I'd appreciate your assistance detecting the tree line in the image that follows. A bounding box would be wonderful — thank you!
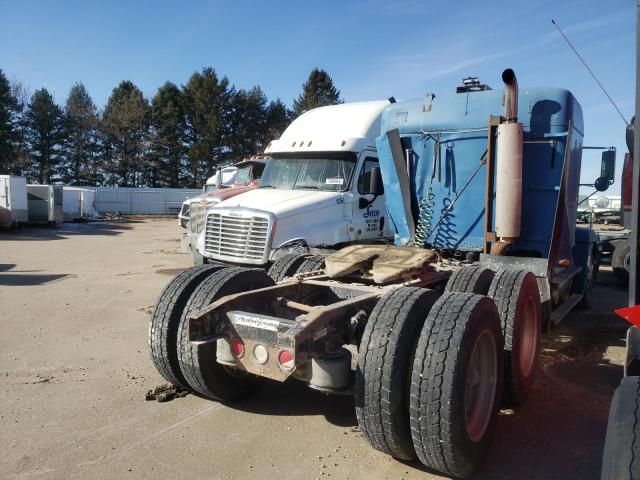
[0,67,342,188]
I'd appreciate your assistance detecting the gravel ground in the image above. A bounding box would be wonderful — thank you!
[0,218,630,479]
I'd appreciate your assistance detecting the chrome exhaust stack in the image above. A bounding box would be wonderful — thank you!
[491,68,523,256]
[502,68,519,122]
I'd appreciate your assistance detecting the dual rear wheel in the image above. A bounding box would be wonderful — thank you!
[149,253,326,400]
[356,267,542,478]
[356,287,504,478]
[149,265,274,401]
[449,266,542,405]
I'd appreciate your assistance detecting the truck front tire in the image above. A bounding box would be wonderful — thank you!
[297,255,325,273]
[267,254,326,282]
[267,254,308,282]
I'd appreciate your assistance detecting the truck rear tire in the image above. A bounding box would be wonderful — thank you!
[601,377,640,480]
[612,243,631,286]
[177,267,275,401]
[488,270,541,405]
[410,292,503,478]
[445,266,495,295]
[149,264,227,389]
[267,254,308,282]
[355,287,440,460]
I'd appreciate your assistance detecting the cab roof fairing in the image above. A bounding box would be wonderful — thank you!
[265,100,390,155]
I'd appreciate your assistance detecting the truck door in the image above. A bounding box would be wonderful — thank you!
[350,153,392,241]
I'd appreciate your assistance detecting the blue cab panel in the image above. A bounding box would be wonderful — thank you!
[376,87,584,261]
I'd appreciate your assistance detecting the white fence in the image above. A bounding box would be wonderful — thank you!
[94,187,201,214]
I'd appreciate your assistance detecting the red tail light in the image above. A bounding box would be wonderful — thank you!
[231,338,245,358]
[278,350,294,369]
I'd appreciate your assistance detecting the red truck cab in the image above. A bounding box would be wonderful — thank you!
[178,158,267,229]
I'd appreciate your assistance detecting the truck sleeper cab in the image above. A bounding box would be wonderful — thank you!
[194,101,393,266]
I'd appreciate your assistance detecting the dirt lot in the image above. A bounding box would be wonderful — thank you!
[0,218,631,479]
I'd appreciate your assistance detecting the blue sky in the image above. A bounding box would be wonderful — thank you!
[0,0,635,194]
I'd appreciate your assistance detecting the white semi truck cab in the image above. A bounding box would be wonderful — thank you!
[194,100,393,266]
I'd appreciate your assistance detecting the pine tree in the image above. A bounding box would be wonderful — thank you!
[9,81,31,176]
[25,89,65,183]
[183,68,233,187]
[62,83,101,185]
[0,69,16,173]
[149,82,187,187]
[292,68,343,118]
[264,99,291,144]
[102,81,149,186]
[227,86,268,159]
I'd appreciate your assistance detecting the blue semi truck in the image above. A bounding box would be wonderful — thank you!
[148,69,614,478]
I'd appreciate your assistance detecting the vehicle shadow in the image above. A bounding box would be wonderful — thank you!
[0,264,71,286]
[233,377,357,428]
[0,220,136,241]
[0,273,71,286]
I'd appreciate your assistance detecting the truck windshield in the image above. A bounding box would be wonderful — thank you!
[203,168,239,192]
[234,164,252,185]
[259,153,355,191]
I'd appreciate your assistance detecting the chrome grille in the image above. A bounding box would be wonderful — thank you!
[189,202,207,234]
[204,211,271,264]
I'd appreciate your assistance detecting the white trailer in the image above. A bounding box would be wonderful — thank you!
[0,175,28,227]
[27,185,64,224]
[62,187,98,221]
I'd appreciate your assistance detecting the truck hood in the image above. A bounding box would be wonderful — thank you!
[216,188,343,219]
[210,183,258,201]
[184,183,258,206]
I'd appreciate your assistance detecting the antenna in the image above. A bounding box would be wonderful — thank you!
[551,19,630,127]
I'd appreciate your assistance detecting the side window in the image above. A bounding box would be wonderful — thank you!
[253,163,265,180]
[358,157,383,194]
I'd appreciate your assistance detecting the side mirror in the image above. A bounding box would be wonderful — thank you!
[601,149,616,184]
[369,166,384,196]
[594,176,610,192]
